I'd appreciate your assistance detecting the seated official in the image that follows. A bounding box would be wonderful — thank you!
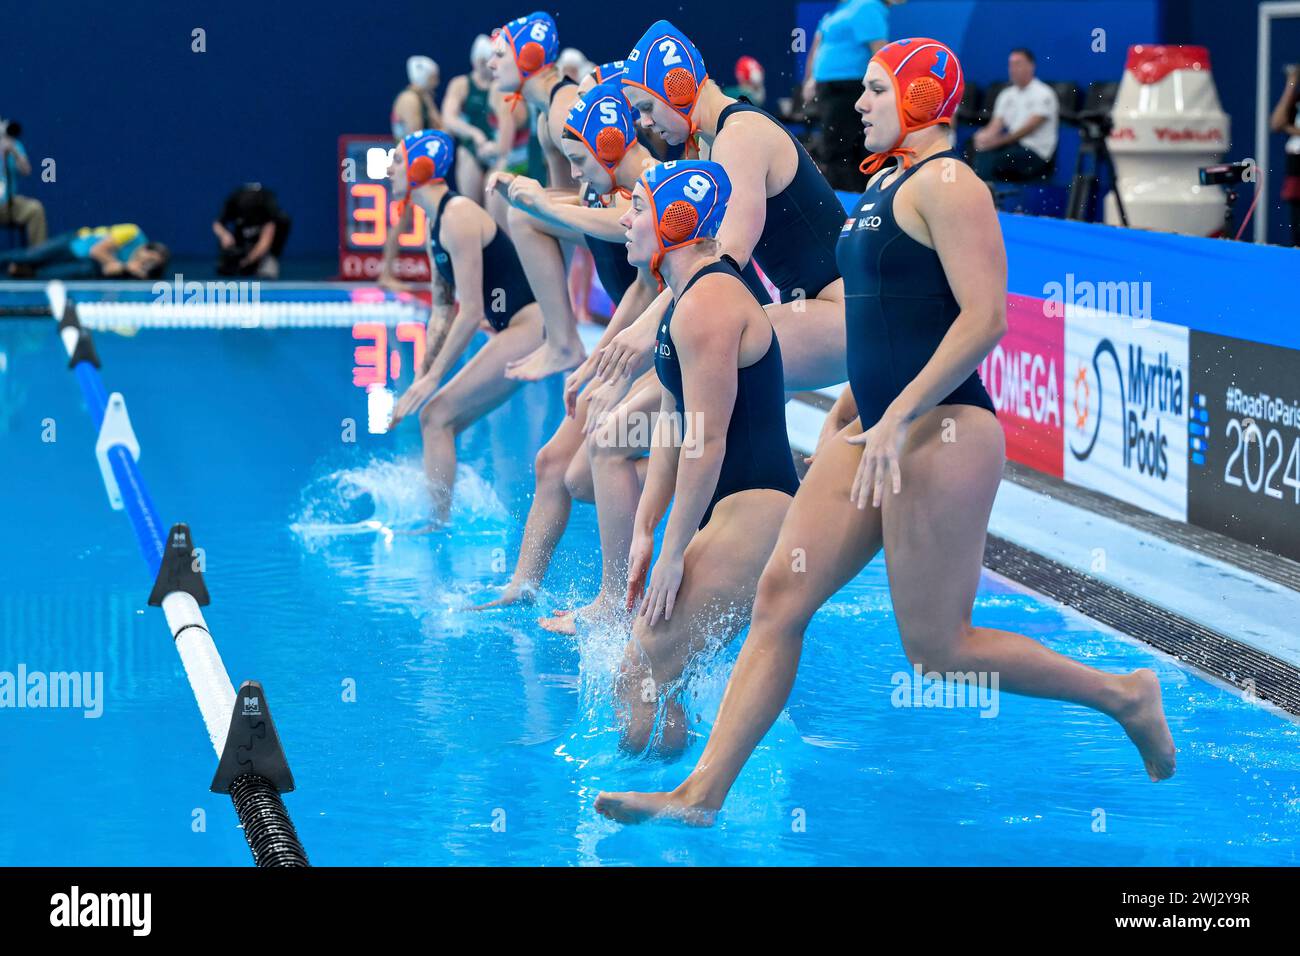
[970,48,1059,183]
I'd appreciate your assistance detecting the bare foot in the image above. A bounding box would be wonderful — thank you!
[467,583,536,611]
[506,342,586,382]
[594,789,718,826]
[1115,669,1176,781]
[538,597,625,634]
[538,608,580,635]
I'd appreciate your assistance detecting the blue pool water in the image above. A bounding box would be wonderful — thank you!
[1,317,1297,867]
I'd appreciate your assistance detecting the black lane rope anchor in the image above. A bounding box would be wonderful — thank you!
[149,524,309,867]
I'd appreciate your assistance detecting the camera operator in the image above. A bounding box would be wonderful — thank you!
[213,183,291,278]
[0,118,48,248]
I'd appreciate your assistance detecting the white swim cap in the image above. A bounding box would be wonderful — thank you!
[557,47,592,75]
[471,34,493,64]
[407,55,438,87]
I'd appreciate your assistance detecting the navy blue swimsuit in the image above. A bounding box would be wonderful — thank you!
[654,258,800,528]
[836,150,995,429]
[429,191,535,332]
[581,182,639,303]
[715,100,844,302]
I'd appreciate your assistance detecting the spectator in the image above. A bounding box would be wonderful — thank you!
[803,0,902,191]
[971,48,1059,183]
[213,183,291,278]
[557,48,594,84]
[391,56,442,141]
[0,223,168,279]
[726,56,767,107]
[0,118,47,248]
[1270,63,1300,247]
[381,55,444,291]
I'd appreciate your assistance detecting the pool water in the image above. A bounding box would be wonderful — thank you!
[1,318,1297,866]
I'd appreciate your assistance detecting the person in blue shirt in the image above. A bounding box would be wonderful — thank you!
[802,0,902,191]
[0,119,48,248]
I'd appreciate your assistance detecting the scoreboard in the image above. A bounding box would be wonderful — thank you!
[337,135,430,282]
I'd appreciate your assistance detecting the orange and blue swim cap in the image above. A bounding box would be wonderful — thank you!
[497,11,560,81]
[400,129,455,189]
[624,21,708,138]
[638,159,730,286]
[592,60,628,84]
[565,81,637,184]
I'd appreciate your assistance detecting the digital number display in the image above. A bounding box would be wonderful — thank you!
[352,321,427,389]
[337,135,431,281]
[348,183,427,248]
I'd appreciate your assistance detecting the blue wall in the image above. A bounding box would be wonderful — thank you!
[7,1,801,258]
[795,0,1159,87]
[8,1,1299,257]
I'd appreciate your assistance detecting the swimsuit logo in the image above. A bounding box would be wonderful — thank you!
[857,215,882,230]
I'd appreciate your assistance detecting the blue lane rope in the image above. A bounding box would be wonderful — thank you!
[53,284,308,866]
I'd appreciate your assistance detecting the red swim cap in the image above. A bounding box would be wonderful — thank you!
[861,38,964,176]
[735,55,762,86]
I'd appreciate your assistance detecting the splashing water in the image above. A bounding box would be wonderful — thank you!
[290,457,507,538]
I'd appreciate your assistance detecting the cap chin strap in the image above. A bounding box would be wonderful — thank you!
[501,32,550,108]
[568,128,634,203]
[860,117,952,176]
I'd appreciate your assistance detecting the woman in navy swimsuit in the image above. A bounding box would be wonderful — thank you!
[387,131,544,525]
[598,39,1175,826]
[613,160,799,756]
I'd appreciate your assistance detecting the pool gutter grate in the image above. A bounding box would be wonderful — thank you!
[1002,462,1300,594]
[984,535,1300,716]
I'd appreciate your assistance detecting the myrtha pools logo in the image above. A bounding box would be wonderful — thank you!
[1069,340,1184,480]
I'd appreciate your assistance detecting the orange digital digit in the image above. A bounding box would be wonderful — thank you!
[351,184,388,247]
[394,322,428,378]
[352,322,388,388]
[396,202,428,248]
